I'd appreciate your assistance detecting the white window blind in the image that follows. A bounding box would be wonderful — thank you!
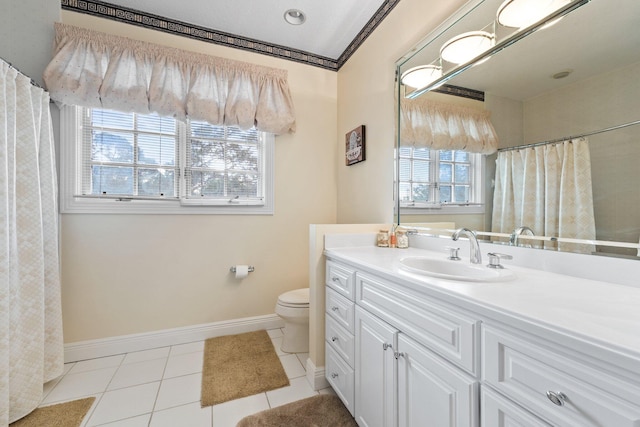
[82,108,179,199]
[398,146,484,212]
[183,121,264,205]
[61,106,274,214]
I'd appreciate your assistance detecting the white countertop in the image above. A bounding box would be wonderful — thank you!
[324,244,640,370]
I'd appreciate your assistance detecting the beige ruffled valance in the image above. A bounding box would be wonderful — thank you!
[400,98,498,154]
[43,23,296,134]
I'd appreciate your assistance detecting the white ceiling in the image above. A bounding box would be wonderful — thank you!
[102,0,387,60]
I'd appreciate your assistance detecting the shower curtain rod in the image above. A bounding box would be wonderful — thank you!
[0,56,46,90]
[497,119,640,152]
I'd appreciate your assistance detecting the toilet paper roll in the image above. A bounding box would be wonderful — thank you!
[234,265,249,279]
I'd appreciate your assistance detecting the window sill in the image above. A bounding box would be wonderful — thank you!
[399,204,485,215]
[60,196,273,215]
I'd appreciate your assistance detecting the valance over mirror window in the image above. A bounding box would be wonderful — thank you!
[43,23,296,135]
[400,98,498,154]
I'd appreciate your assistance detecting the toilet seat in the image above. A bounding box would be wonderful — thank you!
[277,288,309,308]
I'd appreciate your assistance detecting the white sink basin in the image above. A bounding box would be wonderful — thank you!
[399,256,516,282]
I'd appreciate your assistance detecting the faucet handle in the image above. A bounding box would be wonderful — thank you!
[487,252,513,269]
[445,247,461,261]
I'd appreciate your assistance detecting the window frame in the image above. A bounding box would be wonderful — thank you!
[397,146,485,216]
[59,106,274,215]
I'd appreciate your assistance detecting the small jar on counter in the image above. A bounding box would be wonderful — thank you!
[396,230,409,248]
[377,229,389,247]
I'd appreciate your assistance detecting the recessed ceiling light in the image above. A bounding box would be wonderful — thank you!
[284,9,306,25]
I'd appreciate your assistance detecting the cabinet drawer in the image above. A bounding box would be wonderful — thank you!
[482,324,640,427]
[325,315,355,368]
[326,345,355,416]
[326,260,355,300]
[326,287,355,333]
[481,387,552,427]
[356,272,479,375]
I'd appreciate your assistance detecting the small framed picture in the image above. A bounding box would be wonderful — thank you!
[345,125,366,166]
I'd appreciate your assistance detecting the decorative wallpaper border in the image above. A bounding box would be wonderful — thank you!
[60,0,401,71]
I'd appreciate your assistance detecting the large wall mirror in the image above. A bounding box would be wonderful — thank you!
[395,0,640,258]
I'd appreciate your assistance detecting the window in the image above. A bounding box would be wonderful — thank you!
[60,107,274,214]
[398,146,484,214]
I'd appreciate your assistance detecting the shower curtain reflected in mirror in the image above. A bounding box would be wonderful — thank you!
[0,60,63,425]
[492,138,596,253]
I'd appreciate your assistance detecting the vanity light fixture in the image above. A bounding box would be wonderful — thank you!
[440,31,495,65]
[284,9,306,25]
[400,65,443,89]
[497,0,571,29]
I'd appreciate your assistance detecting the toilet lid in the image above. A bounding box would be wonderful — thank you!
[278,288,309,306]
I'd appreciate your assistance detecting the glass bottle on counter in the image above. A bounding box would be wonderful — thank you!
[377,229,389,247]
[396,230,409,248]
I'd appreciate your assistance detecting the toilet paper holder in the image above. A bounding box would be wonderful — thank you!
[229,265,255,273]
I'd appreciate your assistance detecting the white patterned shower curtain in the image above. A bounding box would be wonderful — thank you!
[492,138,596,253]
[0,61,63,425]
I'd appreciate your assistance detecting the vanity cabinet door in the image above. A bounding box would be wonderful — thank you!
[397,334,479,427]
[355,306,398,427]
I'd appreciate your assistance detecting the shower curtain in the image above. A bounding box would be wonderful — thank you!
[492,138,596,253]
[0,61,63,425]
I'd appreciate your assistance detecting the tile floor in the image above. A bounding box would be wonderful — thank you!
[40,328,335,426]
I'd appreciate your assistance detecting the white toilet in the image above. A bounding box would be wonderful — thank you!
[275,288,310,353]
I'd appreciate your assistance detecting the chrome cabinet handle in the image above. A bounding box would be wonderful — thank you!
[331,373,339,379]
[394,352,405,359]
[331,306,340,312]
[331,276,342,284]
[546,391,567,406]
[382,343,393,351]
[331,336,338,342]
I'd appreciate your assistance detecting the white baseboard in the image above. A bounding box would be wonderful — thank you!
[306,357,329,391]
[64,314,284,363]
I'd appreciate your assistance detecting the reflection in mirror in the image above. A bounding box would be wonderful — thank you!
[395,0,640,258]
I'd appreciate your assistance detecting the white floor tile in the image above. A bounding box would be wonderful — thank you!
[266,328,283,339]
[86,382,159,426]
[43,367,118,404]
[163,351,203,378]
[108,358,167,390]
[155,373,202,411]
[92,414,151,427]
[122,347,170,365]
[150,402,212,427]
[68,355,125,375]
[296,352,309,368]
[169,341,204,356]
[279,354,305,379]
[270,337,286,356]
[212,393,270,427]
[266,376,317,408]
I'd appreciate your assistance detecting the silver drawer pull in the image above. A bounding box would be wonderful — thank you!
[546,391,567,406]
[382,343,393,351]
[331,336,339,342]
[331,306,340,312]
[394,352,405,359]
[331,276,342,284]
[331,373,339,379]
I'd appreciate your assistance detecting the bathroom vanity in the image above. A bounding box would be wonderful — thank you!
[323,234,640,427]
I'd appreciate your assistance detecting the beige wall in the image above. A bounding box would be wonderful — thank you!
[336,0,468,224]
[59,12,338,342]
[0,0,60,87]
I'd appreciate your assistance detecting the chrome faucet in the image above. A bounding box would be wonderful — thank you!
[510,226,534,247]
[452,227,482,264]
